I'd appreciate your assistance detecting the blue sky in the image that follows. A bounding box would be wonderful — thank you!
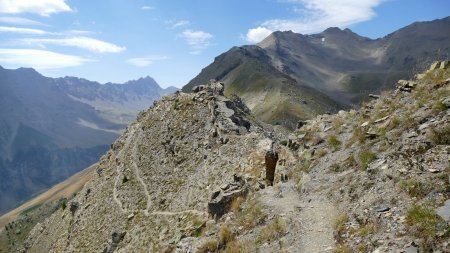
[0,0,448,88]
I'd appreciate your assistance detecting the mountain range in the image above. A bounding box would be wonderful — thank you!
[0,67,175,214]
[183,16,450,128]
[12,61,450,252]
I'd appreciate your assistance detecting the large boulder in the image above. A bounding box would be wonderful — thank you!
[208,175,248,217]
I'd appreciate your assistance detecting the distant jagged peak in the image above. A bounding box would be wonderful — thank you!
[258,27,372,49]
[322,26,343,34]
[319,27,372,42]
[11,66,41,76]
[122,76,158,87]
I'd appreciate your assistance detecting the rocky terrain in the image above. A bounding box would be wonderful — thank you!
[7,61,448,252]
[183,17,450,128]
[0,66,175,214]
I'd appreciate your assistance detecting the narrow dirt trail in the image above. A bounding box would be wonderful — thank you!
[295,193,336,252]
[113,170,126,213]
[112,123,203,218]
[261,179,336,252]
[112,124,139,214]
[130,127,152,216]
[150,210,207,216]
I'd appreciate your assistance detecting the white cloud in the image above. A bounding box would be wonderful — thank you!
[246,26,273,43]
[66,29,95,35]
[21,37,126,53]
[141,6,154,10]
[126,56,168,67]
[171,20,190,29]
[0,0,72,16]
[0,26,54,35]
[0,49,91,69]
[0,17,46,26]
[246,0,383,43]
[179,30,213,54]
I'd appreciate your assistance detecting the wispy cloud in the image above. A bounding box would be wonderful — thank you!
[0,17,47,26]
[65,30,95,36]
[126,56,168,67]
[0,26,55,35]
[0,0,72,16]
[0,49,91,69]
[171,20,190,29]
[179,29,213,54]
[246,0,384,43]
[141,6,155,11]
[20,37,126,53]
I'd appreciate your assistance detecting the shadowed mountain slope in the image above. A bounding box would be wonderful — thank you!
[0,67,175,214]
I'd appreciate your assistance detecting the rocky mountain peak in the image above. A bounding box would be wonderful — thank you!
[319,26,371,42]
[184,17,450,130]
[258,30,304,49]
[6,67,43,80]
[322,26,343,34]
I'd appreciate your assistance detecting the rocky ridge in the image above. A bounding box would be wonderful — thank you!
[16,62,450,252]
[22,80,279,252]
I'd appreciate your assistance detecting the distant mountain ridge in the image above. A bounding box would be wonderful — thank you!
[183,16,450,128]
[57,75,177,125]
[0,66,176,214]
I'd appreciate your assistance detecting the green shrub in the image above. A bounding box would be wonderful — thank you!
[430,126,450,145]
[356,223,377,237]
[347,127,366,147]
[334,213,349,243]
[329,163,342,173]
[279,140,288,146]
[122,175,129,183]
[197,239,218,253]
[405,205,448,249]
[315,148,328,158]
[399,179,430,198]
[344,155,357,168]
[327,135,341,151]
[236,198,266,230]
[225,239,255,253]
[432,101,447,113]
[218,224,234,246]
[359,150,376,170]
[333,244,352,253]
[386,116,401,131]
[256,217,286,244]
[334,214,349,230]
[61,199,67,210]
